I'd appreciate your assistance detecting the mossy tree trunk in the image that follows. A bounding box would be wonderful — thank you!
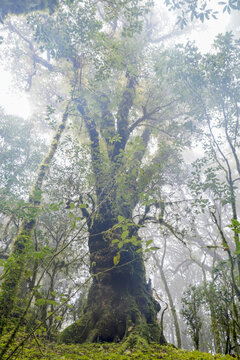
[0,105,69,336]
[62,214,161,343]
[61,74,165,343]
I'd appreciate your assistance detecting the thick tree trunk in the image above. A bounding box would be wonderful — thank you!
[60,215,162,343]
[63,76,163,344]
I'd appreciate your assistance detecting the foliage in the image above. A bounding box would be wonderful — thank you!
[0,0,59,21]
[164,0,240,28]
[0,107,46,197]
[168,32,240,298]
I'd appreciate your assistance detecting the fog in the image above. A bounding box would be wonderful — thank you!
[0,1,240,357]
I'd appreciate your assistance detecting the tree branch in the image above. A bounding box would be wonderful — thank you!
[6,21,55,91]
[112,75,136,160]
[128,99,177,134]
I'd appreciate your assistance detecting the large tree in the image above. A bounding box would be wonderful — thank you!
[33,0,192,343]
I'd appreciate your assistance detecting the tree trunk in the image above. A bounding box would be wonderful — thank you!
[156,261,181,348]
[153,250,182,348]
[61,76,164,344]
[60,215,162,343]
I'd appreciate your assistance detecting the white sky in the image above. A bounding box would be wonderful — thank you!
[0,7,232,119]
[0,68,31,118]
[191,11,228,52]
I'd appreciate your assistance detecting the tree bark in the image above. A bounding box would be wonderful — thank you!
[60,213,162,343]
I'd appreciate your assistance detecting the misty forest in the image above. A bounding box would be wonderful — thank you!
[0,0,240,359]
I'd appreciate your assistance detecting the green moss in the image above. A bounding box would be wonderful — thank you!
[118,332,150,354]
[59,316,88,344]
[60,288,162,345]
[1,337,237,360]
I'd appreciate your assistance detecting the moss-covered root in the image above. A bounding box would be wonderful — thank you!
[60,227,164,345]
[59,304,163,349]
[59,275,162,344]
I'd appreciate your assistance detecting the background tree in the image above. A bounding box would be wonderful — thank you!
[181,285,203,350]
[0,101,70,344]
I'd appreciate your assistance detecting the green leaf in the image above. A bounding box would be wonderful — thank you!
[112,239,119,244]
[79,203,87,208]
[129,235,137,243]
[235,241,240,255]
[49,203,59,211]
[231,218,240,227]
[118,215,125,223]
[146,239,153,247]
[113,252,120,266]
[46,299,58,306]
[36,298,46,306]
[70,220,76,229]
[69,202,75,209]
[121,230,129,240]
[149,246,160,251]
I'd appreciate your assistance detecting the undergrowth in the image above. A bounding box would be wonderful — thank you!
[0,330,236,360]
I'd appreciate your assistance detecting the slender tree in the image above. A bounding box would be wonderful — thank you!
[0,103,70,335]
[153,240,182,348]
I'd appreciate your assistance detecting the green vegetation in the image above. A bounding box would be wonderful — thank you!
[0,331,236,360]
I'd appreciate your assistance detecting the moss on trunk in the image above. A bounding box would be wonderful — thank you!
[60,217,163,344]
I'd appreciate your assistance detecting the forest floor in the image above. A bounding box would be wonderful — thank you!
[0,338,237,360]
